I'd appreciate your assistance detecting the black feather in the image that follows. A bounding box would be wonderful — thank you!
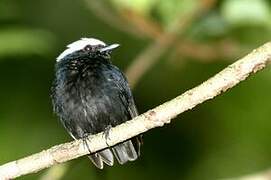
[51,47,142,169]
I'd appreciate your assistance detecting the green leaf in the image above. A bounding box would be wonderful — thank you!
[0,1,18,20]
[221,0,271,26]
[110,0,158,15]
[188,12,230,38]
[156,0,198,26]
[0,27,56,59]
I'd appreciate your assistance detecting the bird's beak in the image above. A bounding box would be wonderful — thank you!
[99,44,120,53]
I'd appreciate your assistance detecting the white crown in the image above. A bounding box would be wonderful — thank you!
[56,38,106,61]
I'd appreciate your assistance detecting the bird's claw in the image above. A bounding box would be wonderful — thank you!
[82,134,92,154]
[104,125,112,147]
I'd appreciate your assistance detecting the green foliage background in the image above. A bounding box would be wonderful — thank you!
[0,0,271,179]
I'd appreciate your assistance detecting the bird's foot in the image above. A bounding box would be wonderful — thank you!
[104,125,112,147]
[82,133,92,154]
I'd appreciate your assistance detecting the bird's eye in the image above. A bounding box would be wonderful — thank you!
[84,45,92,51]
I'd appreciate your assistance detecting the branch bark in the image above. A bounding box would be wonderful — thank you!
[0,42,271,179]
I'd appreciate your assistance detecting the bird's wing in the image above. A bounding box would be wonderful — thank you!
[104,65,143,156]
[104,66,138,118]
[86,65,142,167]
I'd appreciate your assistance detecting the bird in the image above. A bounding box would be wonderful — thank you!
[51,38,142,169]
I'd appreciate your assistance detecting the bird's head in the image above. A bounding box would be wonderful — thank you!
[56,38,120,62]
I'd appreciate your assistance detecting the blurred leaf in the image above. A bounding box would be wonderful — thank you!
[0,1,18,20]
[0,27,56,59]
[156,0,198,26]
[188,12,230,39]
[221,0,271,26]
[110,0,158,15]
[40,164,69,180]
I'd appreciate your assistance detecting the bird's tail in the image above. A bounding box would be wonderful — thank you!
[88,136,142,169]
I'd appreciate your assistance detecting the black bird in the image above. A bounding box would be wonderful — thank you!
[51,38,142,169]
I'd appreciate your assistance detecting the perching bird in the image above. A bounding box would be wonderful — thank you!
[51,38,142,169]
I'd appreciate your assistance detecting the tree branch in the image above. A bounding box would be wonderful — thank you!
[0,42,271,179]
[125,1,216,88]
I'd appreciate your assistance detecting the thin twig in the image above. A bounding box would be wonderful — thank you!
[0,42,270,180]
[84,0,146,38]
[84,0,240,75]
[125,0,216,88]
[117,9,163,39]
[175,39,242,62]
